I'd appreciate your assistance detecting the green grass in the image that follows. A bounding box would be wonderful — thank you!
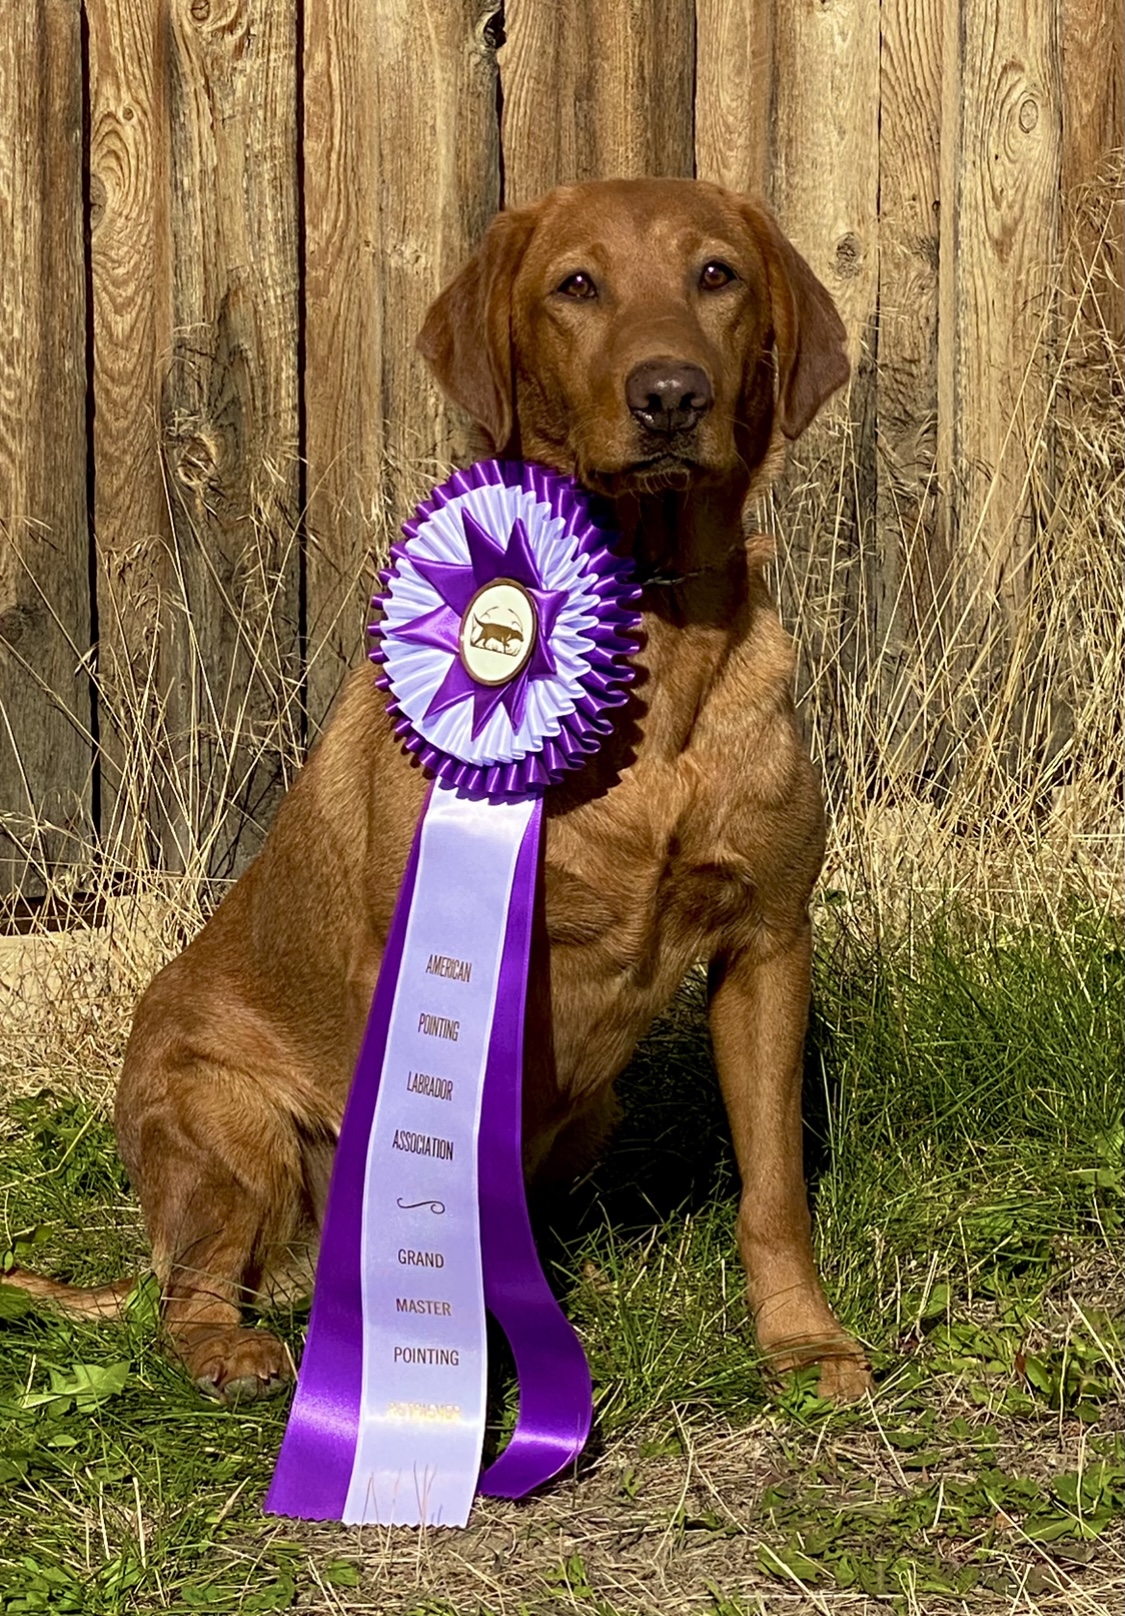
[0,908,1121,1613]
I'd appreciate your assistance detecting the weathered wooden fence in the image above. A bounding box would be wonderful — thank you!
[1,0,1121,898]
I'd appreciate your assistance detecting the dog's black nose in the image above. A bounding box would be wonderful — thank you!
[626,360,714,435]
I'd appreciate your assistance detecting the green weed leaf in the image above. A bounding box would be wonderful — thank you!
[19,1359,129,1416]
[322,1559,360,1588]
[757,1541,827,1584]
[123,1272,161,1328]
[0,1284,32,1321]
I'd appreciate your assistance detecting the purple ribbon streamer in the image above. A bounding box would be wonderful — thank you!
[478,800,593,1495]
[265,797,426,1521]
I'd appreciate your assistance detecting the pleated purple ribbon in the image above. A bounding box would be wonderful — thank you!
[266,461,639,1526]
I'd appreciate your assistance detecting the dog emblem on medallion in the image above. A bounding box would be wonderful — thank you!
[458,579,538,686]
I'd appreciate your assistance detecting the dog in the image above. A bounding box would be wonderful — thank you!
[11,178,871,1407]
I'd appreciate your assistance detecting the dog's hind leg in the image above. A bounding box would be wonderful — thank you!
[115,1052,307,1405]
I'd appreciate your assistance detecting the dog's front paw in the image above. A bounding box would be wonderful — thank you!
[178,1324,293,1405]
[763,1333,874,1404]
[808,1347,873,1403]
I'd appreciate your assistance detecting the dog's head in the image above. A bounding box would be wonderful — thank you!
[418,178,849,498]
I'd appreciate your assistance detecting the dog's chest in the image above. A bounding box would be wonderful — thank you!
[536,650,820,1098]
[544,628,820,971]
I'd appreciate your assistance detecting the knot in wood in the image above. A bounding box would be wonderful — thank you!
[834,233,863,278]
[89,174,107,228]
[480,7,505,50]
[190,0,211,21]
[1018,96,1039,133]
[174,429,222,492]
[0,605,38,652]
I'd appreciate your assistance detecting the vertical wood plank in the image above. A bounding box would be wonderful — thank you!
[937,0,1062,609]
[873,0,944,751]
[161,0,301,876]
[752,0,880,376]
[0,0,90,898]
[86,0,174,870]
[1060,0,1123,199]
[694,0,770,199]
[1061,0,1124,347]
[303,0,501,736]
[500,0,694,208]
[695,0,880,357]
[698,0,880,802]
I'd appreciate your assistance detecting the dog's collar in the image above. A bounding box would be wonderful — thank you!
[634,562,697,587]
[633,544,747,589]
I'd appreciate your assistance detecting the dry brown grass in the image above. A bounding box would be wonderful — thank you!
[766,161,1123,930]
[254,1417,1123,1616]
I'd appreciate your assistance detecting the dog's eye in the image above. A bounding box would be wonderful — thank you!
[556,272,598,300]
[699,261,736,290]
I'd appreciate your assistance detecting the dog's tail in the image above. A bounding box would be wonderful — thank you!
[2,1266,136,1320]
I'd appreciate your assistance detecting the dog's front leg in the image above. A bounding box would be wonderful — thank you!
[708,922,872,1401]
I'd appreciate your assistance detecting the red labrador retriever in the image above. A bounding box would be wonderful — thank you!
[12,179,871,1406]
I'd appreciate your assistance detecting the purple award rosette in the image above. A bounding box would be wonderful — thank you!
[266,460,640,1526]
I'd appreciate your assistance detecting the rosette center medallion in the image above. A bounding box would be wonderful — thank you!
[459,578,537,686]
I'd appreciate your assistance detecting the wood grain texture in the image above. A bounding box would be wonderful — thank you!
[0,0,90,897]
[1061,0,1123,198]
[704,0,880,787]
[938,0,1062,608]
[694,0,770,197]
[86,0,174,868]
[303,0,501,736]
[874,0,944,745]
[161,0,301,876]
[500,0,694,207]
[696,0,881,358]
[1061,0,1123,345]
[749,0,879,375]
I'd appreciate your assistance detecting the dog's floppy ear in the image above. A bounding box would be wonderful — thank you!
[742,200,850,440]
[417,208,535,454]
